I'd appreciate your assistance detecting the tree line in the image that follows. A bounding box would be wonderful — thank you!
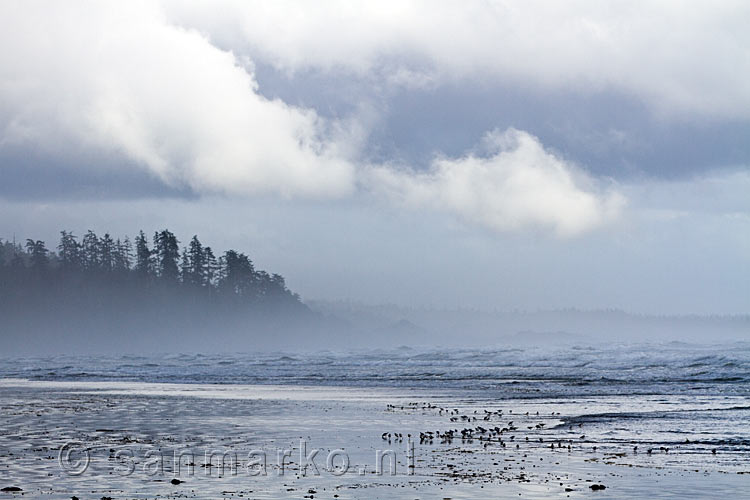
[0,229,301,305]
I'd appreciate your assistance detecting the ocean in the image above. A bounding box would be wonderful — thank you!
[0,341,748,498]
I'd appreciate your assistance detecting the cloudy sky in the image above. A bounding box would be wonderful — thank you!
[1,1,748,314]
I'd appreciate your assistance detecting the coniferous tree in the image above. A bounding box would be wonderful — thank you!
[100,233,115,272]
[113,237,133,271]
[25,239,49,272]
[180,247,190,284]
[134,231,153,277]
[153,229,179,282]
[82,230,100,271]
[122,237,133,269]
[57,231,81,271]
[186,235,206,287]
[219,250,256,297]
[203,246,218,291]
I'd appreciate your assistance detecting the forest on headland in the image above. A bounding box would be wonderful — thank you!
[0,230,311,353]
[1,229,300,305]
[3,231,746,355]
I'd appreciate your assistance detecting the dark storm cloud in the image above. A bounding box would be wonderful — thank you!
[378,86,750,181]
[254,66,750,181]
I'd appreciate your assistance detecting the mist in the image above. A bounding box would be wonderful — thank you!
[1,2,749,341]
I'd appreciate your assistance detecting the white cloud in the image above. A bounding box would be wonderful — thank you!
[0,1,629,237]
[165,0,750,119]
[0,1,355,198]
[367,129,624,236]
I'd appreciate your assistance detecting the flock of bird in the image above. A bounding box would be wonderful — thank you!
[383,403,579,450]
[382,402,719,455]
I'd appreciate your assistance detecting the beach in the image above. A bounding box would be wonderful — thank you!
[1,346,749,499]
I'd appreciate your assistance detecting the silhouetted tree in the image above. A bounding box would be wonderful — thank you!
[113,237,133,271]
[153,229,179,282]
[219,250,256,297]
[135,231,153,277]
[57,231,81,271]
[203,246,218,291]
[180,247,190,284]
[82,230,100,271]
[100,233,115,272]
[25,239,49,272]
[185,235,206,287]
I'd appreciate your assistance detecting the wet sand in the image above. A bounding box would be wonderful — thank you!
[0,380,748,499]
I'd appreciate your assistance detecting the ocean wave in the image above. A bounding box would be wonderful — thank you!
[1,342,748,398]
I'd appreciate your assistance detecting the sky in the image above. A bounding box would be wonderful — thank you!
[0,1,748,314]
